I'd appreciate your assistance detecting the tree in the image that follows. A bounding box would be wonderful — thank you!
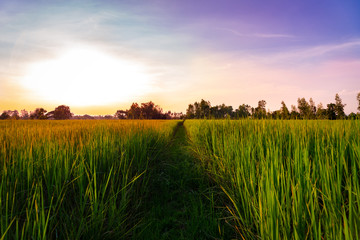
[236,104,251,118]
[290,105,300,119]
[326,103,337,120]
[186,104,195,119]
[297,98,311,119]
[357,92,360,112]
[309,98,316,119]
[187,99,212,119]
[210,106,220,118]
[272,110,281,119]
[199,99,211,118]
[127,103,141,119]
[316,103,327,119]
[334,93,346,119]
[348,112,357,120]
[20,109,29,119]
[141,101,164,119]
[53,105,72,120]
[115,110,127,119]
[0,111,10,120]
[254,100,266,119]
[193,101,201,118]
[218,103,232,118]
[30,108,47,120]
[10,110,19,120]
[280,101,290,119]
[141,101,156,119]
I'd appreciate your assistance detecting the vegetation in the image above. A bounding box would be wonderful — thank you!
[134,122,233,239]
[1,92,360,120]
[1,92,360,239]
[0,120,178,239]
[185,92,360,120]
[116,101,183,120]
[185,119,360,239]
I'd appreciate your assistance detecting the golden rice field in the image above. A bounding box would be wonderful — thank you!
[0,120,178,239]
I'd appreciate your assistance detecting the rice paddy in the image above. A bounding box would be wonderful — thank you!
[185,119,360,239]
[1,119,360,239]
[0,120,178,239]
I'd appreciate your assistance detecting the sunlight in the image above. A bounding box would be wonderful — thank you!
[21,47,152,106]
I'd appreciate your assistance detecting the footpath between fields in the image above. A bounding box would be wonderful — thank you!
[134,121,232,239]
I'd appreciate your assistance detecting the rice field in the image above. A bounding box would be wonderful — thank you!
[1,119,359,239]
[185,120,360,239]
[0,120,178,239]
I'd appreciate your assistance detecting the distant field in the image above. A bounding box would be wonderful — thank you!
[1,119,359,239]
[0,120,178,239]
[185,120,360,239]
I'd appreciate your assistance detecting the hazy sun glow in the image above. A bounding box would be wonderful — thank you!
[21,47,151,106]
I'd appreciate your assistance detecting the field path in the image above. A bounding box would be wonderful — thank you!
[135,121,230,239]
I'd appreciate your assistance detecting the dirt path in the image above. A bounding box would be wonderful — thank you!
[134,121,231,239]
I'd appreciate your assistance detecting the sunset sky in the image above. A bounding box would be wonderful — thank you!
[1,0,360,115]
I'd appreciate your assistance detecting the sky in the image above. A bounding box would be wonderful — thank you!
[0,0,360,115]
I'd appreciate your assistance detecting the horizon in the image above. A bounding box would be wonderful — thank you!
[1,0,360,115]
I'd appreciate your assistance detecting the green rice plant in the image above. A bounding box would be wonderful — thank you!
[185,119,360,239]
[0,120,178,239]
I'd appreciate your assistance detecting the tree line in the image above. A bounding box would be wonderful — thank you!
[186,93,360,120]
[1,93,359,120]
[0,105,73,120]
[115,101,183,119]
[0,101,183,120]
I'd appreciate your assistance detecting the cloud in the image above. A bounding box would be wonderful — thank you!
[339,89,360,96]
[220,28,295,39]
[260,39,360,63]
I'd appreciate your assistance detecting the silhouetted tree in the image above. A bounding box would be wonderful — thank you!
[309,98,316,119]
[210,106,220,118]
[272,110,281,119]
[297,98,311,119]
[334,93,346,119]
[53,105,72,120]
[348,112,357,120]
[30,108,47,120]
[186,104,195,119]
[11,110,19,120]
[115,110,127,119]
[141,101,164,119]
[188,99,212,119]
[280,101,290,119]
[290,105,300,119]
[0,111,10,120]
[316,103,327,119]
[357,92,360,112]
[127,103,141,119]
[20,109,29,119]
[235,104,251,118]
[193,102,200,118]
[326,103,337,120]
[254,100,266,119]
[199,99,211,118]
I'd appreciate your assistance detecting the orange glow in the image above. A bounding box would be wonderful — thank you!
[20,47,152,106]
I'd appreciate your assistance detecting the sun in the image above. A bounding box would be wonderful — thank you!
[21,47,152,106]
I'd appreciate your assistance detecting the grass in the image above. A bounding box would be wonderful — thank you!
[185,119,360,239]
[2,119,359,239]
[0,120,178,239]
[134,121,233,239]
